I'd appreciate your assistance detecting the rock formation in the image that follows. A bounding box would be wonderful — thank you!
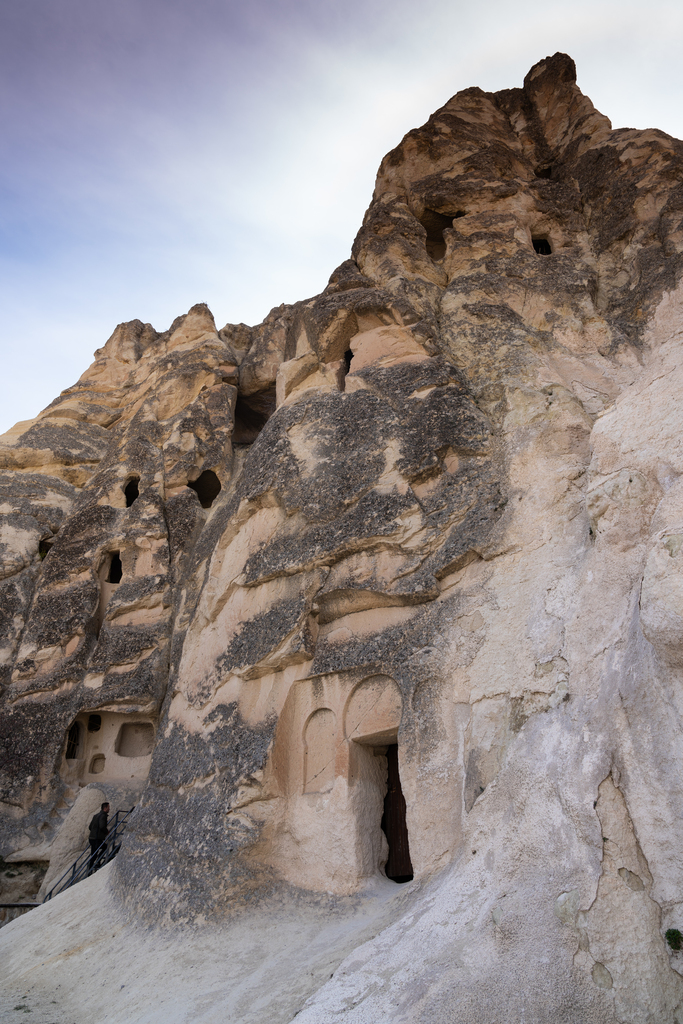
[2,52,683,1021]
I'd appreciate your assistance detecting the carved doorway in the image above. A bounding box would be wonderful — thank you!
[382,744,413,883]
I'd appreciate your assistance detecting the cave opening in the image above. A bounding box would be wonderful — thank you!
[419,209,453,261]
[124,477,140,507]
[535,166,553,179]
[88,714,102,733]
[233,387,276,445]
[188,470,222,509]
[107,552,123,584]
[532,237,552,255]
[38,539,53,560]
[381,744,413,883]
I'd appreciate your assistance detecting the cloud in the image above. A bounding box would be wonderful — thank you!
[1,0,683,431]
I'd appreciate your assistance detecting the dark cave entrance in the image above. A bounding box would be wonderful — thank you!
[38,539,53,559]
[419,209,453,261]
[233,387,276,445]
[107,552,123,584]
[382,744,413,883]
[188,470,222,509]
[532,236,552,255]
[124,477,140,507]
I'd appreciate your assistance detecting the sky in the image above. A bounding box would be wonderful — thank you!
[1,0,683,434]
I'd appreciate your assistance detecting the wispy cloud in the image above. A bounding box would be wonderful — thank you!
[1,0,682,431]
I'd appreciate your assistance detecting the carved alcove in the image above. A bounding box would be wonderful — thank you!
[262,672,413,893]
[344,677,413,883]
[61,711,157,786]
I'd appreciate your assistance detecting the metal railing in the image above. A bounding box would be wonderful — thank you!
[43,806,134,902]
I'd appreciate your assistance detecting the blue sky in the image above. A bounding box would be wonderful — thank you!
[2,0,683,433]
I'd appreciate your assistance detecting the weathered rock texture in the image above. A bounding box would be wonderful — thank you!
[2,52,683,1022]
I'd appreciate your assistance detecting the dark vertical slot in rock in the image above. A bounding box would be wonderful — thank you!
[381,744,413,883]
[87,714,102,733]
[65,722,81,759]
[107,552,123,584]
[188,470,222,509]
[419,209,453,261]
[38,539,53,560]
[124,477,140,507]
[341,350,354,392]
[233,387,276,445]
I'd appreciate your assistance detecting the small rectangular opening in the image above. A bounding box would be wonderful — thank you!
[532,237,552,255]
[115,722,155,758]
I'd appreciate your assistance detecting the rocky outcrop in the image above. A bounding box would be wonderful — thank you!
[2,52,683,1021]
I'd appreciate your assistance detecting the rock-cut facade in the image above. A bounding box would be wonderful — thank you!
[2,52,683,1022]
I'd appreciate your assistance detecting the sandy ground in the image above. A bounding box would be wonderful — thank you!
[0,864,411,1024]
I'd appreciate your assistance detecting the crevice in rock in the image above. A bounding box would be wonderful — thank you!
[38,539,53,560]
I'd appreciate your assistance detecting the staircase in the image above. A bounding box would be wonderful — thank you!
[42,807,135,902]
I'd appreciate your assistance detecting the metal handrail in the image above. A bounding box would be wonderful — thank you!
[43,806,134,902]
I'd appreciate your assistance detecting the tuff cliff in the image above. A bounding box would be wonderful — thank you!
[2,52,683,1022]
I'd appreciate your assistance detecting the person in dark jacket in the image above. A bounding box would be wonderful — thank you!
[88,802,110,874]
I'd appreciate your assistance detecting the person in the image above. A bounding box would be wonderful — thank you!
[88,801,110,874]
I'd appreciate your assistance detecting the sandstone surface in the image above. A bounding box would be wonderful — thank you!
[2,52,683,1022]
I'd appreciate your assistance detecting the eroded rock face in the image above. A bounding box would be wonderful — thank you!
[3,52,683,1020]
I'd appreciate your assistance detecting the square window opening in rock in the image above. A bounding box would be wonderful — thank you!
[115,722,155,758]
[532,237,552,255]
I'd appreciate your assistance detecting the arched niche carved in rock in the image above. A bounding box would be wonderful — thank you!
[303,708,337,794]
[344,675,402,745]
